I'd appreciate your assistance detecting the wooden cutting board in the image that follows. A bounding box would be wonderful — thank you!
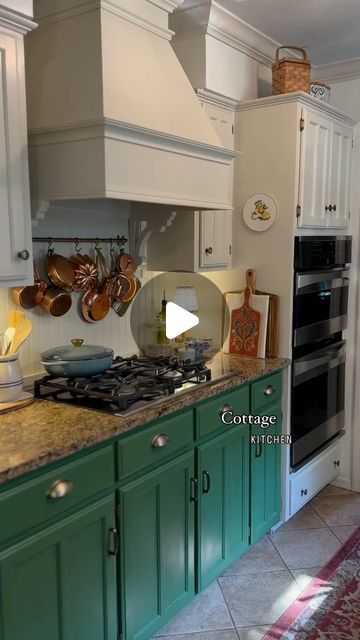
[223,286,269,358]
[246,269,279,358]
[0,392,34,414]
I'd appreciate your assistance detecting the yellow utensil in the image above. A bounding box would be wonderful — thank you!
[9,319,32,354]
[8,310,25,330]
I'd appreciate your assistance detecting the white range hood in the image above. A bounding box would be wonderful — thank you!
[26,0,238,209]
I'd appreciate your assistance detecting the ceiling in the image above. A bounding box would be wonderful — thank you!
[216,0,360,65]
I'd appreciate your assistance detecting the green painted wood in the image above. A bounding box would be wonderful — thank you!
[0,447,114,546]
[250,404,282,544]
[196,385,249,440]
[116,409,194,480]
[0,496,117,640]
[251,371,282,414]
[119,451,195,640]
[197,425,250,591]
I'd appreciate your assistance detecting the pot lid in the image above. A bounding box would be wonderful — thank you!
[41,339,113,362]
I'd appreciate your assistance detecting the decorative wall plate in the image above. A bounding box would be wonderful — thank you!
[243,193,277,232]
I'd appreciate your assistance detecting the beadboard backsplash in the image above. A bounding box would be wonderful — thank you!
[0,201,242,381]
[0,201,140,380]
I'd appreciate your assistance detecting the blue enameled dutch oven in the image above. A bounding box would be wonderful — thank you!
[41,339,114,377]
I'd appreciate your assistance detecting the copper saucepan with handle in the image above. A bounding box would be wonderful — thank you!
[46,248,75,290]
[12,260,47,309]
[41,287,72,317]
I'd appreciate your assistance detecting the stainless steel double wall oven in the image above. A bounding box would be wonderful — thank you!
[291,236,351,468]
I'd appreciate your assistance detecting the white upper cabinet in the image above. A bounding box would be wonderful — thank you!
[329,122,352,228]
[197,93,235,269]
[298,107,353,229]
[0,10,35,287]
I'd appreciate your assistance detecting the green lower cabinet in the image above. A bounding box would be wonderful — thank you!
[197,425,250,591]
[250,404,282,544]
[0,496,118,640]
[119,451,195,640]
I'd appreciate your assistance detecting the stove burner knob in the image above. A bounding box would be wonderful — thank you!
[152,433,170,448]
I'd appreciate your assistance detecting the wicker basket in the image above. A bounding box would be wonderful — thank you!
[272,46,311,95]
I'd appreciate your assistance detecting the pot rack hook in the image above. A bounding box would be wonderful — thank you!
[116,235,127,247]
[74,237,82,253]
[47,237,54,254]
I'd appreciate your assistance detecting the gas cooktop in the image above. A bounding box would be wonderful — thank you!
[34,355,212,416]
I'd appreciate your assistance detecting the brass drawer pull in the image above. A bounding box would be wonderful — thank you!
[152,433,170,448]
[264,385,275,396]
[47,479,74,500]
[219,403,233,416]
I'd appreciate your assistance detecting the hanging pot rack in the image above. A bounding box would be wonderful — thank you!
[32,235,128,246]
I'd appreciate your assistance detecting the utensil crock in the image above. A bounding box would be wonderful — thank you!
[0,354,24,402]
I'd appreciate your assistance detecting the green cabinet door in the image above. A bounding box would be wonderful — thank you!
[119,451,195,640]
[0,496,117,640]
[197,425,250,591]
[250,405,282,544]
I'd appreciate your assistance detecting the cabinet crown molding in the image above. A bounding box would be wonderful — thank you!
[171,0,282,67]
[196,88,239,111]
[235,92,358,126]
[0,6,37,33]
[33,0,181,39]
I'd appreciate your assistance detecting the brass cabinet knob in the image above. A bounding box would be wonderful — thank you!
[47,479,74,500]
[152,433,170,448]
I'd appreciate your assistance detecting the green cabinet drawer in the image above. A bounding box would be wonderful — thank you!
[116,409,194,480]
[196,385,249,440]
[0,447,114,546]
[251,372,282,414]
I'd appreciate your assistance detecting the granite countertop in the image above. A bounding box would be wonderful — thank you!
[0,354,289,485]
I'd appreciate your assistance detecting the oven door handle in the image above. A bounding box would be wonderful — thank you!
[293,341,346,386]
[295,269,349,294]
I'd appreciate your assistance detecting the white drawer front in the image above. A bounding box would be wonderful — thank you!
[289,440,342,515]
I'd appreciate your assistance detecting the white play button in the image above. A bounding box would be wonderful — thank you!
[165,302,199,340]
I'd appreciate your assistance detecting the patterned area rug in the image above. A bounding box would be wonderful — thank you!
[263,527,360,639]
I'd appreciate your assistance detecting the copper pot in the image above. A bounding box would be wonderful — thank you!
[81,289,111,323]
[46,251,75,290]
[41,287,72,317]
[12,285,44,309]
[121,275,137,303]
[101,272,131,300]
[116,250,137,277]
[12,260,47,309]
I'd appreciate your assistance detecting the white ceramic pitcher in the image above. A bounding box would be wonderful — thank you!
[0,353,24,403]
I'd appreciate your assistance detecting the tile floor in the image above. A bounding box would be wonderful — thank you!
[153,484,360,640]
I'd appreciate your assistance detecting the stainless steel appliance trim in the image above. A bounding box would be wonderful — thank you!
[291,412,345,468]
[293,340,346,386]
[295,268,349,294]
[294,316,348,347]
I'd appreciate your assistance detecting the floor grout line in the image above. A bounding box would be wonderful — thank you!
[216,577,242,634]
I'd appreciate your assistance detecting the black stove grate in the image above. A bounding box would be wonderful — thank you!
[34,355,211,415]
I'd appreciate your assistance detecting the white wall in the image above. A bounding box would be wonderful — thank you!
[326,77,360,490]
